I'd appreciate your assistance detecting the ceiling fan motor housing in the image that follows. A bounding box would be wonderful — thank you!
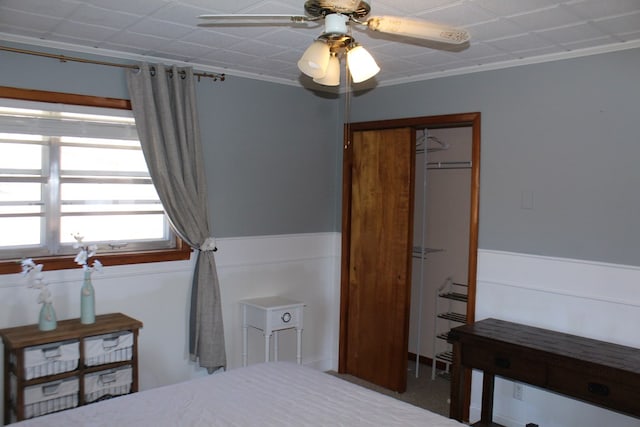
[324,13,348,35]
[318,14,354,52]
[304,0,371,19]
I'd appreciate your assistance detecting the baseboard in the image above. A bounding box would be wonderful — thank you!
[406,351,449,372]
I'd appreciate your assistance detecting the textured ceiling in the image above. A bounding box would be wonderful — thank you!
[1,0,639,87]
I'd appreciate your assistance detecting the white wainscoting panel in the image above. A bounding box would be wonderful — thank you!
[473,249,640,427]
[0,232,342,423]
[215,232,341,372]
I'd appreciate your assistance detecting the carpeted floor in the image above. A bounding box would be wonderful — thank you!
[328,363,451,417]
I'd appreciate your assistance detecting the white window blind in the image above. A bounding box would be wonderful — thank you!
[0,98,175,260]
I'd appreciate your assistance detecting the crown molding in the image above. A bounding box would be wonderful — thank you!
[3,33,640,90]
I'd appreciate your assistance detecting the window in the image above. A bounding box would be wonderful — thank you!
[0,87,190,274]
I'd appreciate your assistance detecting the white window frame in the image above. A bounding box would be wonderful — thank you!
[0,87,190,273]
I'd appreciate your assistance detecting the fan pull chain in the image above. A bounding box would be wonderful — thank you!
[344,56,352,150]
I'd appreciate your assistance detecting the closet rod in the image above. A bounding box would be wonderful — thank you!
[0,45,226,82]
[426,161,472,169]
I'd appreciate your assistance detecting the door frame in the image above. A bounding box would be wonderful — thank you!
[339,112,480,421]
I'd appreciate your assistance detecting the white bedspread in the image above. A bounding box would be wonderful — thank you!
[14,362,465,426]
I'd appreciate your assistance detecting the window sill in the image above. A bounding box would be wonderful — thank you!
[0,244,192,275]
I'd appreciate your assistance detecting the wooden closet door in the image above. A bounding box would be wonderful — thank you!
[339,127,415,392]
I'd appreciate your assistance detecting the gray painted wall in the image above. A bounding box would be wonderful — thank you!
[3,43,639,266]
[349,48,640,267]
[196,78,342,237]
[0,43,343,238]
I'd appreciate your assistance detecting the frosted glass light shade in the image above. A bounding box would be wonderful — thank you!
[313,55,340,86]
[346,45,380,83]
[298,40,330,78]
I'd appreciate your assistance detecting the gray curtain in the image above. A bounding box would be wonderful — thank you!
[126,63,226,372]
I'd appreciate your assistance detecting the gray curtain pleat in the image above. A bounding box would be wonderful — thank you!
[126,63,226,372]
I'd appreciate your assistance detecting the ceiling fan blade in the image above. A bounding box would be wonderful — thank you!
[366,16,470,44]
[198,14,311,23]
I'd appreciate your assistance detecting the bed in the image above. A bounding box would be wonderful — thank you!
[12,362,465,426]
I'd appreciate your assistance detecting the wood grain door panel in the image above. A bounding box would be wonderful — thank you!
[341,127,415,392]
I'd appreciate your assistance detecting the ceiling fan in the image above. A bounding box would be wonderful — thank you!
[198,0,471,86]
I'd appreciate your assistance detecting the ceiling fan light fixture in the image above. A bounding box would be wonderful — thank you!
[298,40,331,78]
[198,2,470,86]
[313,53,341,86]
[346,44,380,83]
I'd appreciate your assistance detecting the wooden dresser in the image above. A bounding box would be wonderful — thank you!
[1,313,142,424]
[448,318,640,426]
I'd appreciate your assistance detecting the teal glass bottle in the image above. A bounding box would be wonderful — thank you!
[80,270,96,324]
[38,302,57,331]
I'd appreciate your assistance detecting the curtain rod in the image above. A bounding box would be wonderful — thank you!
[0,45,225,82]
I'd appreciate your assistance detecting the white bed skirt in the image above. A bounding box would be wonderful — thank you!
[13,362,464,426]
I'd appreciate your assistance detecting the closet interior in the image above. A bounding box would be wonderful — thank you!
[409,126,472,380]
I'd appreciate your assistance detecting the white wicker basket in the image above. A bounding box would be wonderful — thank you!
[84,365,132,403]
[20,340,79,380]
[22,377,79,419]
[84,331,133,366]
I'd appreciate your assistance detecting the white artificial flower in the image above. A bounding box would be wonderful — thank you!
[21,258,51,304]
[21,258,36,275]
[21,232,103,307]
[72,232,102,274]
[88,245,98,258]
[72,233,84,248]
[74,251,88,266]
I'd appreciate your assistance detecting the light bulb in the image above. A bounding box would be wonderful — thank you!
[346,45,380,83]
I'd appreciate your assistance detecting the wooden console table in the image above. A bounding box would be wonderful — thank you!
[448,318,640,426]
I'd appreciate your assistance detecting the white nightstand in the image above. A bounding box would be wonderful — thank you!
[239,296,304,367]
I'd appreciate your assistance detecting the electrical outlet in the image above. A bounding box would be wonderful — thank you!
[513,383,523,400]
